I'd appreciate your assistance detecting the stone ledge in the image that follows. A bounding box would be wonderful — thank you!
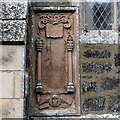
[30,117,119,120]
[31,1,79,7]
[0,2,27,20]
[80,30,119,44]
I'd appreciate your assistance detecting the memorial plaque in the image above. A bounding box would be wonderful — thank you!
[28,10,80,117]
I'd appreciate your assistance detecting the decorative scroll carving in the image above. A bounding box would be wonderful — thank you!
[38,14,72,38]
[36,38,44,93]
[38,14,71,28]
[67,34,75,93]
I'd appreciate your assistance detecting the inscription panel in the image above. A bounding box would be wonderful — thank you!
[41,39,66,91]
[29,10,80,117]
[46,23,63,38]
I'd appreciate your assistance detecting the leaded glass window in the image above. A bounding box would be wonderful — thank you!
[118,1,120,30]
[85,0,112,30]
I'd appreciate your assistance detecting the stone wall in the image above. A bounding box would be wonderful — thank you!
[0,1,119,119]
[80,31,119,114]
[0,1,27,119]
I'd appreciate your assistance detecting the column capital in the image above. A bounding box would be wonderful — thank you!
[36,38,43,52]
[67,35,74,51]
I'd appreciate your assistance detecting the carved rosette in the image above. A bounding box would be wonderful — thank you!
[38,94,73,110]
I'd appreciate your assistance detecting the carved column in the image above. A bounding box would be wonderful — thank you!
[67,34,74,93]
[36,38,43,93]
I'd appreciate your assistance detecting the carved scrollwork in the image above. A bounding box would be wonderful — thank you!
[36,38,43,52]
[38,14,71,29]
[67,34,74,51]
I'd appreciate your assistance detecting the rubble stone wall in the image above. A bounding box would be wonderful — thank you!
[80,31,119,114]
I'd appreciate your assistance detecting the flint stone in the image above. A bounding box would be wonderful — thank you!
[83,97,105,112]
[82,81,97,93]
[101,77,119,90]
[108,95,120,112]
[83,49,111,58]
[82,63,112,74]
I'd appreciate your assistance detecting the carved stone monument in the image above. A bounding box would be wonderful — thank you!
[28,10,80,116]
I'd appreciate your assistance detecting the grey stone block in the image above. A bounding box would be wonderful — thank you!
[82,63,112,74]
[114,53,120,67]
[1,20,26,41]
[83,97,105,112]
[0,2,27,19]
[108,95,120,112]
[101,77,119,90]
[82,81,97,93]
[83,49,111,58]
